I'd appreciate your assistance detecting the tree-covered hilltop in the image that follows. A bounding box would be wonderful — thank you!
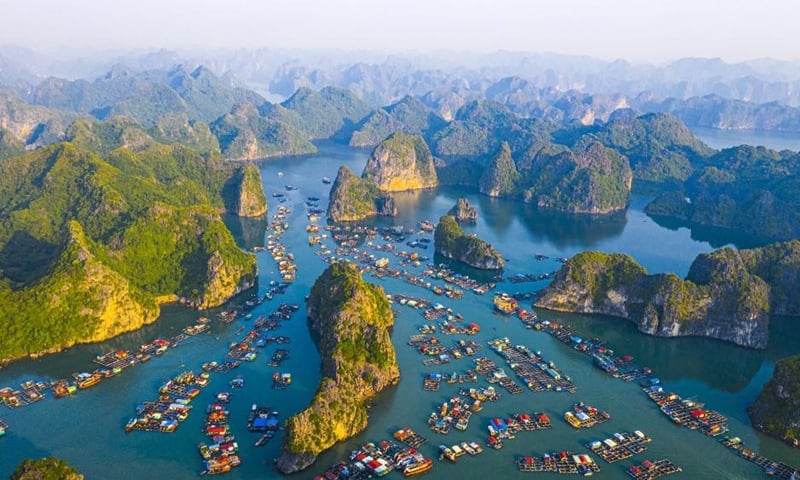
[534,243,800,348]
[645,145,800,240]
[749,355,800,448]
[277,262,399,474]
[210,103,317,160]
[0,140,261,362]
[29,64,264,126]
[434,215,504,270]
[586,111,714,187]
[362,132,438,191]
[10,457,83,480]
[279,86,372,139]
[326,166,396,222]
[349,95,446,147]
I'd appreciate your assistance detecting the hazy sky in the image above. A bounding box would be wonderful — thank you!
[2,0,797,62]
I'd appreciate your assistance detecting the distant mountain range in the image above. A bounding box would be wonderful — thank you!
[3,47,800,133]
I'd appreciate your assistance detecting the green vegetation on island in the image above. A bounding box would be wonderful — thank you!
[533,244,800,348]
[349,95,446,147]
[280,86,372,139]
[434,215,504,270]
[10,457,83,480]
[749,355,800,448]
[645,145,800,240]
[210,103,316,160]
[277,262,399,473]
[0,139,259,363]
[326,166,396,222]
[362,132,438,192]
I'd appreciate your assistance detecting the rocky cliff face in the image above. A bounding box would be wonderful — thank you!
[479,142,521,197]
[277,263,399,474]
[362,132,438,192]
[448,197,478,223]
[434,215,504,270]
[749,355,800,448]
[327,166,397,222]
[534,249,771,348]
[230,164,267,217]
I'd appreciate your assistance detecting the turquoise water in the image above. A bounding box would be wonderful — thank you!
[1,142,799,479]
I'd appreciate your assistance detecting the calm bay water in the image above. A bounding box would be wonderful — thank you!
[693,127,800,152]
[1,141,799,479]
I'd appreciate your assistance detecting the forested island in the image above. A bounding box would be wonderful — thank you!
[277,262,399,473]
[434,215,504,270]
[535,241,800,348]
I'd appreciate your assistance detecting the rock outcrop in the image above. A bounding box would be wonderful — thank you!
[448,197,478,223]
[434,215,504,270]
[11,457,83,480]
[748,355,800,448]
[277,263,399,473]
[229,164,267,217]
[327,166,397,222]
[534,249,772,348]
[362,132,438,192]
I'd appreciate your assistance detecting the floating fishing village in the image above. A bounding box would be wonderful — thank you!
[1,171,799,480]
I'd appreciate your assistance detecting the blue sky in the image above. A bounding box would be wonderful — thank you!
[2,0,797,62]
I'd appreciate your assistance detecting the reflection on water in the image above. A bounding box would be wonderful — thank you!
[515,203,628,249]
[648,214,772,249]
[539,311,800,394]
[222,213,269,251]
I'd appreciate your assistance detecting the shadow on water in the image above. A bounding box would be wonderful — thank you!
[539,311,800,393]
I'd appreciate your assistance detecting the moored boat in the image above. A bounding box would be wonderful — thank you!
[74,372,101,389]
[403,458,433,476]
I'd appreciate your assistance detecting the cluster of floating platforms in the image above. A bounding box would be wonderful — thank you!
[516,452,600,475]
[267,205,297,282]
[393,427,428,448]
[428,397,473,434]
[644,387,728,436]
[423,370,479,391]
[472,356,523,394]
[438,441,484,462]
[564,402,611,429]
[587,431,652,462]
[247,404,279,432]
[720,436,799,479]
[0,381,48,408]
[316,437,436,479]
[422,264,494,295]
[199,392,241,475]
[626,459,682,480]
[124,371,208,433]
[488,338,576,393]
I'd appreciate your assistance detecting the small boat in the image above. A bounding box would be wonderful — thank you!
[438,445,456,462]
[322,177,331,184]
[403,458,433,476]
[74,372,101,389]
[254,431,274,447]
